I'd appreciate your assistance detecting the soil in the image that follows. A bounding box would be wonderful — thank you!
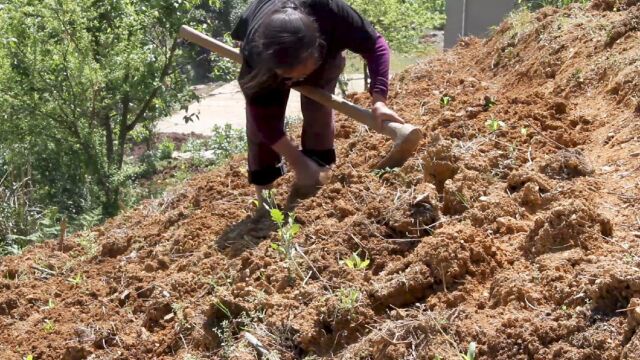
[1,3,640,359]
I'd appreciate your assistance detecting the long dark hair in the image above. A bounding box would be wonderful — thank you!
[240,1,325,98]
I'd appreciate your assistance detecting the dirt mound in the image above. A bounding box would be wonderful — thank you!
[2,3,640,359]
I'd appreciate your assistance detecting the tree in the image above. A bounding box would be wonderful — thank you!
[0,0,207,216]
[347,0,446,53]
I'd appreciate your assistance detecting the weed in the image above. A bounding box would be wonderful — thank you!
[337,288,361,313]
[372,167,399,178]
[214,299,232,319]
[341,251,370,270]
[43,319,56,333]
[570,68,584,86]
[460,341,477,360]
[483,96,497,110]
[455,192,471,209]
[440,95,452,107]
[76,233,98,258]
[172,303,189,329]
[157,139,176,161]
[67,273,83,286]
[485,118,506,133]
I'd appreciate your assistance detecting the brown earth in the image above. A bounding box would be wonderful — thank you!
[2,3,640,359]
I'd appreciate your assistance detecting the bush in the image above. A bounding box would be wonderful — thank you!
[158,139,176,161]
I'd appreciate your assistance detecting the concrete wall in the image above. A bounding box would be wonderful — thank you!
[444,0,518,49]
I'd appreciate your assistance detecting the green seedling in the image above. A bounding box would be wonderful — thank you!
[341,251,370,270]
[43,319,56,333]
[47,299,55,309]
[460,341,477,360]
[372,167,398,178]
[483,96,496,110]
[214,299,232,319]
[261,190,303,281]
[337,288,361,311]
[485,118,506,133]
[24,355,34,360]
[440,95,452,107]
[67,273,83,286]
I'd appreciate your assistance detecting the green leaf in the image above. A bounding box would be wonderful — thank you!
[270,209,285,225]
[466,342,477,360]
[289,223,301,237]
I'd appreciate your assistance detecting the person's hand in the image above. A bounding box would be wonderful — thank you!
[372,101,404,132]
[293,156,323,187]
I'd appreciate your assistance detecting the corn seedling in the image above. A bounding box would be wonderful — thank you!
[43,319,56,333]
[460,342,477,360]
[485,118,506,133]
[440,95,452,107]
[341,251,370,270]
[67,273,83,286]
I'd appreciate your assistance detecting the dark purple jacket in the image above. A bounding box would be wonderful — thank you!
[231,0,391,145]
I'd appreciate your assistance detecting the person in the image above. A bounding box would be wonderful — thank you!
[231,0,403,204]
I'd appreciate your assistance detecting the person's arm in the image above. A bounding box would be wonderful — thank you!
[247,101,322,186]
[318,0,402,129]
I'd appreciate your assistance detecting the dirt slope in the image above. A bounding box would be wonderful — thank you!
[1,3,639,359]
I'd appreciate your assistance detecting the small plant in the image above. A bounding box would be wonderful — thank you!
[483,96,497,110]
[76,234,98,258]
[157,139,176,161]
[214,299,232,319]
[337,288,361,312]
[440,95,452,107]
[520,127,529,136]
[372,167,399,178]
[341,251,370,270]
[47,299,55,310]
[67,273,83,286]
[43,319,56,333]
[24,355,34,360]
[485,118,506,133]
[460,341,477,360]
[261,190,303,280]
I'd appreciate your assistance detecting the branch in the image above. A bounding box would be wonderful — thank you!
[125,37,179,133]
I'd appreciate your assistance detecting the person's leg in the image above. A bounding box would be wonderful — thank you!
[300,53,346,167]
[246,108,286,210]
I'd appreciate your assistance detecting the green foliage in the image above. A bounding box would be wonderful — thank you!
[181,124,247,166]
[67,273,84,286]
[440,95,452,107]
[262,190,303,280]
[0,0,205,219]
[485,118,506,133]
[518,0,591,11]
[341,251,370,270]
[158,139,176,161]
[337,288,361,312]
[347,0,446,53]
[42,319,56,334]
